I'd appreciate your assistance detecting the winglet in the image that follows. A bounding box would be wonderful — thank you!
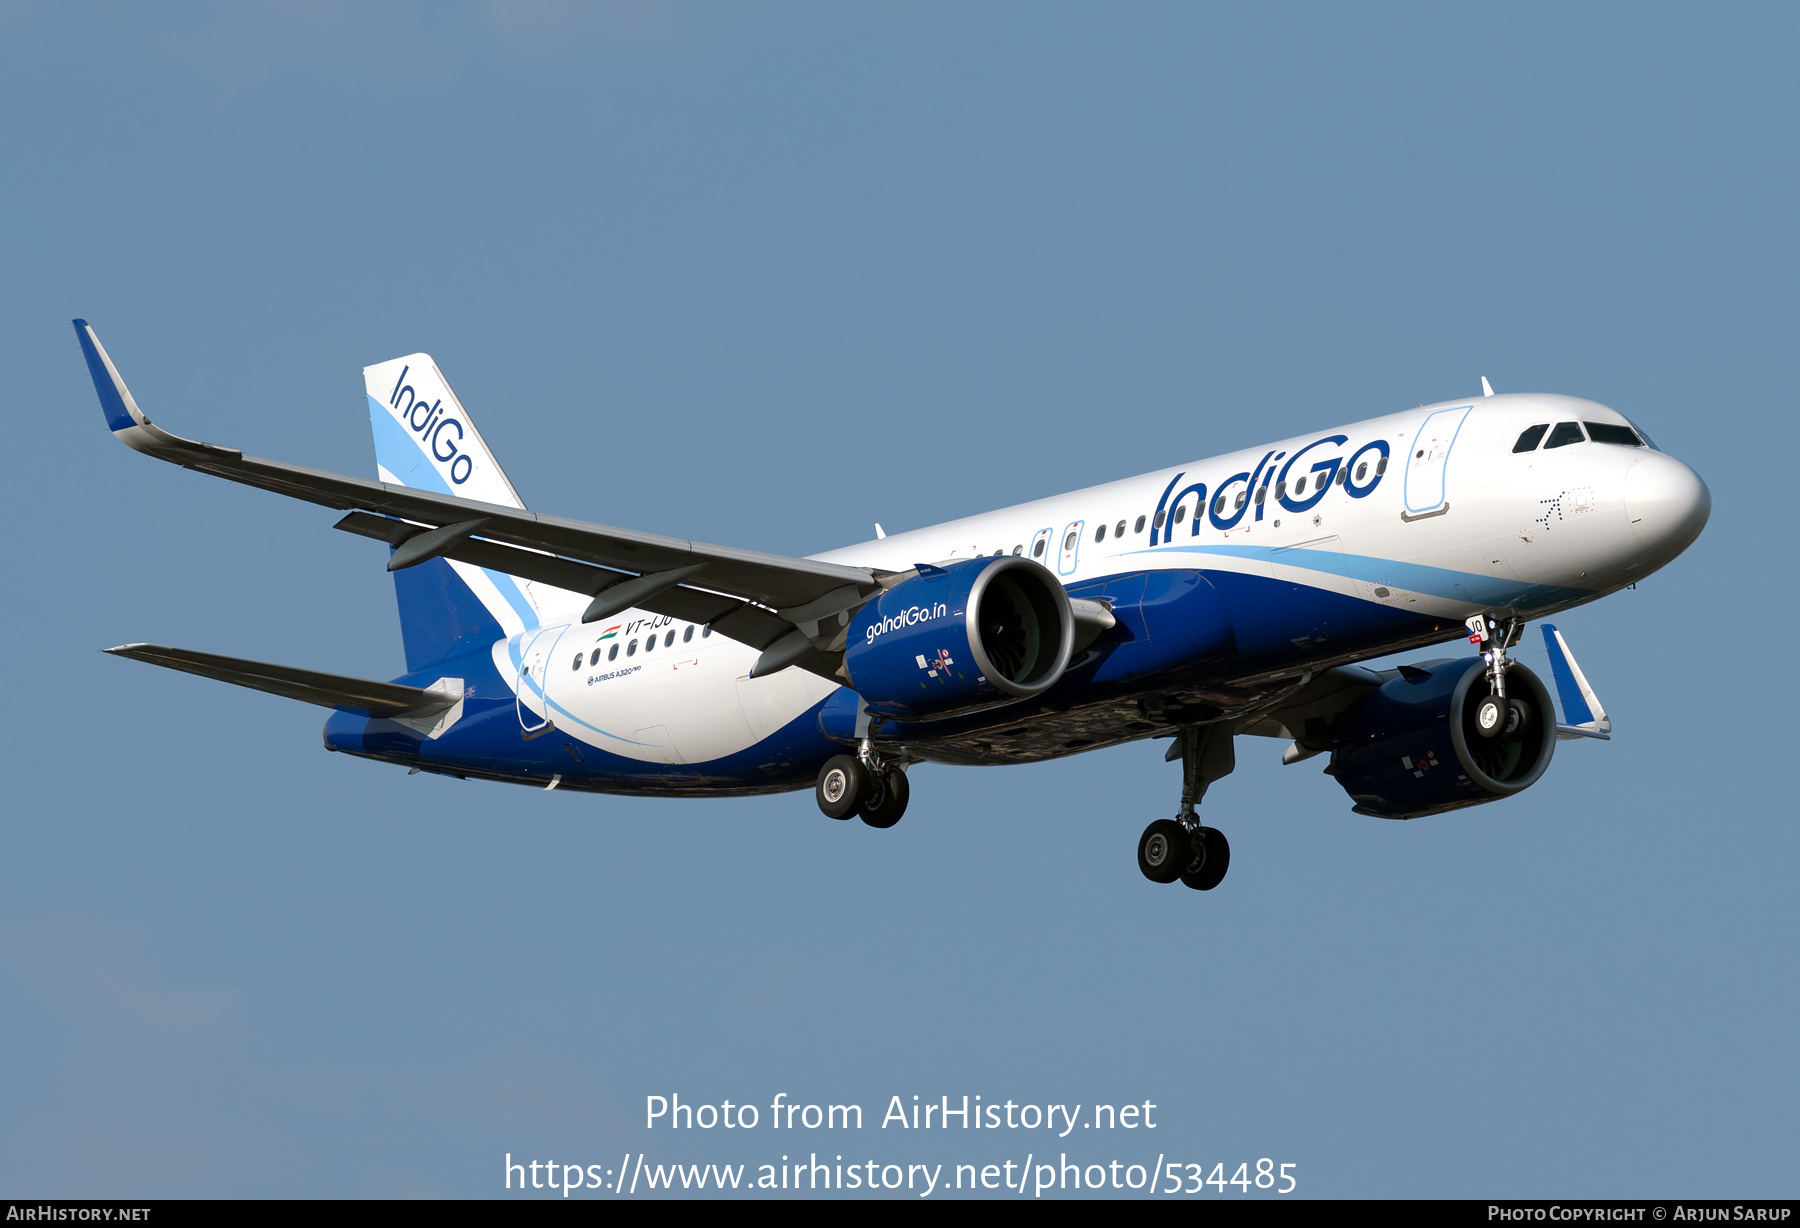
[71,320,240,463]
[1542,624,1611,740]
[1481,376,1496,398]
[73,319,151,433]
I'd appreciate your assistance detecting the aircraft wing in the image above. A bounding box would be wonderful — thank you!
[76,321,882,676]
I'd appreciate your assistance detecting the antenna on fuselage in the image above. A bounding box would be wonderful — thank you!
[1481,376,1496,397]
[875,523,887,539]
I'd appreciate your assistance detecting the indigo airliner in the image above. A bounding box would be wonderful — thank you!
[77,322,1709,890]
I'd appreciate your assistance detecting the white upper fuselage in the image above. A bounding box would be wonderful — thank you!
[818,394,1699,603]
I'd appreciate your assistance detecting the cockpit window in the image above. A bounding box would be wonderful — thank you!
[1513,424,1549,453]
[1544,421,1586,449]
[1584,422,1644,447]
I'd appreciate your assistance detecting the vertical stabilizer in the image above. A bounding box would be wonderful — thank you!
[362,355,543,666]
[364,356,525,508]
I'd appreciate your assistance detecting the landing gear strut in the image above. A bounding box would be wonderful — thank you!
[1137,723,1234,891]
[815,739,909,828]
[1467,615,1532,740]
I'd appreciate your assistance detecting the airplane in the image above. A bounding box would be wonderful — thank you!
[74,320,1710,891]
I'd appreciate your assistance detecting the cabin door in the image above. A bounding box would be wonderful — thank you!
[1402,406,1472,519]
[516,625,561,736]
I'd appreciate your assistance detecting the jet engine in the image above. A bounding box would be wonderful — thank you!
[1328,657,1557,819]
[844,556,1073,720]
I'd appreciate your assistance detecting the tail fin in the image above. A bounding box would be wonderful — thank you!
[363,355,542,668]
[364,355,525,508]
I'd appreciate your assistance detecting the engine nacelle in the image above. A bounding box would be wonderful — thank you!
[1329,657,1557,819]
[845,556,1073,720]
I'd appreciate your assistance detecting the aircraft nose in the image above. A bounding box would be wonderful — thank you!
[1625,451,1711,556]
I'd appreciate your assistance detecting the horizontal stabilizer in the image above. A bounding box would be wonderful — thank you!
[105,644,465,737]
[1541,624,1612,741]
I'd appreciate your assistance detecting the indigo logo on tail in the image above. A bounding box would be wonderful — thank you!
[388,365,473,485]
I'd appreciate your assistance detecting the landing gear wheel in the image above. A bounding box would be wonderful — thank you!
[1137,819,1193,884]
[816,754,867,820]
[1474,693,1506,739]
[1179,827,1230,891]
[859,768,909,829]
[1504,695,1533,737]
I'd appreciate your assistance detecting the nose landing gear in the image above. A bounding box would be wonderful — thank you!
[1467,615,1532,740]
[1137,723,1235,891]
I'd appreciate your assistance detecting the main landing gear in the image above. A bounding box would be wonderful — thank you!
[1137,723,1234,891]
[815,742,910,829]
[1467,614,1533,740]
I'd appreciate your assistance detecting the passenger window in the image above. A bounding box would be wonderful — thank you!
[1274,481,1286,499]
[1585,422,1644,447]
[1334,468,1346,486]
[702,626,712,637]
[1153,510,1166,528]
[1173,505,1186,523]
[1355,462,1367,481]
[572,654,582,671]
[1115,519,1126,537]
[1513,424,1550,452]
[627,639,638,656]
[1064,530,1078,550]
[1134,515,1146,533]
[1377,457,1388,475]
[1212,495,1225,515]
[1544,421,1586,449]
[665,629,676,647]
[1253,487,1265,505]
[1033,539,1046,558]
[1012,544,1023,556]
[608,644,619,661]
[683,626,694,643]
[1094,524,1106,543]
[1234,492,1246,510]
[1315,472,1327,491]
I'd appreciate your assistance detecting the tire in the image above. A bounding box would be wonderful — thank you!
[1179,827,1230,891]
[1504,695,1533,737]
[1474,692,1506,739]
[816,754,867,820]
[859,768,910,829]
[1137,819,1193,884]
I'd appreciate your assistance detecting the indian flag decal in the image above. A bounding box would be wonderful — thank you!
[599,625,621,640]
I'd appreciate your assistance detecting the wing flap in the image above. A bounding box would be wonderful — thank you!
[331,512,797,650]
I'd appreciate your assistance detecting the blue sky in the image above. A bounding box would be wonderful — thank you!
[1,1,1794,1198]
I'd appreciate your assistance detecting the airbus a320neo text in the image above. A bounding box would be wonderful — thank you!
[76,323,1709,890]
